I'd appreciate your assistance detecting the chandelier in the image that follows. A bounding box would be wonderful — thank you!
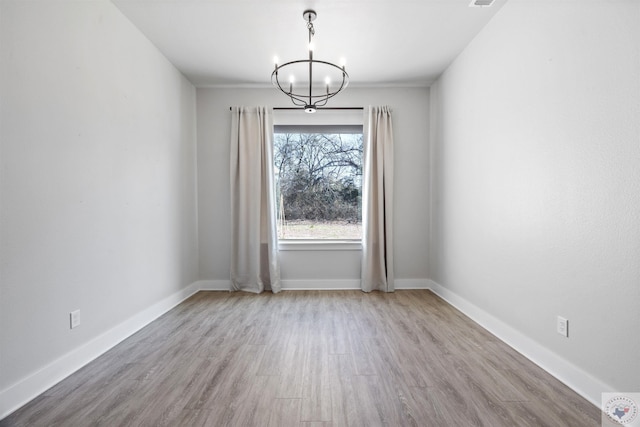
[271,10,349,113]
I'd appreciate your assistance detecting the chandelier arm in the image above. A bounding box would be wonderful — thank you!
[271,69,310,106]
[303,77,348,106]
[289,98,307,107]
[315,98,329,108]
[318,72,348,103]
[314,68,348,104]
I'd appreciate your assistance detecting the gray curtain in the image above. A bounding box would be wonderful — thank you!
[361,106,394,292]
[229,106,281,293]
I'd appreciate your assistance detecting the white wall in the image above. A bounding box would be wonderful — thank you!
[0,0,198,415]
[197,87,430,288]
[430,0,640,399]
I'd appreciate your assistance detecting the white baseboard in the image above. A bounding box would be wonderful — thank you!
[198,279,362,292]
[196,279,231,291]
[280,278,430,291]
[0,281,200,420]
[395,278,430,289]
[281,279,361,290]
[427,279,611,408]
[198,278,431,292]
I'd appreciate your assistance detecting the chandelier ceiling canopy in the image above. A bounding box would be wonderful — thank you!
[271,10,349,113]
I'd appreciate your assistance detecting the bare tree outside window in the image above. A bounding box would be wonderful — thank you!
[274,127,363,239]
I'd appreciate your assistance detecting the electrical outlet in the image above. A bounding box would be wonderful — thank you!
[557,316,568,337]
[70,310,81,329]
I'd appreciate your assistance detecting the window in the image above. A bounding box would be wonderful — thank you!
[274,124,363,240]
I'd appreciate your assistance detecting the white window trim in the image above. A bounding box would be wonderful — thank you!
[278,239,362,251]
[274,110,364,249]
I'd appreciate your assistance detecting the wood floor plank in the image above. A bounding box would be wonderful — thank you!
[1,290,601,427]
[217,374,275,426]
[268,398,302,427]
[402,386,448,427]
[329,374,362,427]
[327,314,350,355]
[275,343,306,399]
[300,374,331,423]
[300,335,332,422]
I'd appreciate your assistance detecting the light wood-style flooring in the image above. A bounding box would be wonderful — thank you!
[2,290,601,426]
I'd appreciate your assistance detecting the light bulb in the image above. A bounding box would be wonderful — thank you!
[325,76,331,85]
[289,75,295,83]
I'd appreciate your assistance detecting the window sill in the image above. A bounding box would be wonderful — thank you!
[278,240,362,251]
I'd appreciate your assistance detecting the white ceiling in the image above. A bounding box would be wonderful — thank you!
[112,0,508,88]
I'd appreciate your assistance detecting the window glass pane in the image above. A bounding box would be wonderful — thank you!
[274,127,363,240]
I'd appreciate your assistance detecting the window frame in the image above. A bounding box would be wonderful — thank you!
[273,123,364,247]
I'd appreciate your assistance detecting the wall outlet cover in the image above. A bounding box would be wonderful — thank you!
[70,310,81,329]
[557,316,568,337]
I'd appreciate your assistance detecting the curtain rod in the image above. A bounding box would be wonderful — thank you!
[229,107,363,111]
